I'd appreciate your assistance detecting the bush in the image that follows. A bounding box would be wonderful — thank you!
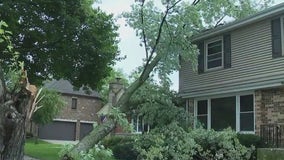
[102,135,138,160]
[190,128,254,160]
[59,144,115,160]
[134,123,254,160]
[237,133,264,148]
[134,123,198,160]
[237,134,266,160]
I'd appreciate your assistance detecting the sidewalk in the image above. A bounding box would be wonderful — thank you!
[24,155,39,160]
[41,139,79,145]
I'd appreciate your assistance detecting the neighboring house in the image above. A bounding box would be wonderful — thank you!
[179,2,284,137]
[37,79,102,141]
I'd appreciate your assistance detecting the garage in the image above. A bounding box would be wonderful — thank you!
[80,122,93,140]
[38,121,76,140]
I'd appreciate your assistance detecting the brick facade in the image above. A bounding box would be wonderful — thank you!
[57,94,102,122]
[255,87,284,135]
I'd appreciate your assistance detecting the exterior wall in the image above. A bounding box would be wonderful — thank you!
[180,17,284,98]
[255,87,284,135]
[56,93,102,122]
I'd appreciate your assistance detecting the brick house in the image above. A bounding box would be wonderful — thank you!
[36,79,102,141]
[179,2,284,138]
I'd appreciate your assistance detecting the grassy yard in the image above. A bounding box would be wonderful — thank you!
[25,139,63,160]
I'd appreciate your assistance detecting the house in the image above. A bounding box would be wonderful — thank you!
[36,79,102,141]
[179,2,284,137]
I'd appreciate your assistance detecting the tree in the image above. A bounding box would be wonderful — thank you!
[64,0,272,159]
[0,0,119,89]
[30,88,65,128]
[0,0,119,159]
[0,21,35,160]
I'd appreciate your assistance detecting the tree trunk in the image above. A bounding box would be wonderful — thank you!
[0,92,31,160]
[63,2,172,158]
[68,119,116,155]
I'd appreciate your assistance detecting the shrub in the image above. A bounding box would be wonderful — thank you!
[237,134,266,160]
[59,144,115,160]
[190,128,254,160]
[237,133,264,148]
[102,135,138,160]
[134,123,254,160]
[134,123,199,160]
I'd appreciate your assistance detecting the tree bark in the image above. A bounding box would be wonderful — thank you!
[63,119,116,159]
[0,92,31,160]
[0,67,33,160]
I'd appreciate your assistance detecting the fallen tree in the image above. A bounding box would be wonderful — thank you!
[64,0,272,159]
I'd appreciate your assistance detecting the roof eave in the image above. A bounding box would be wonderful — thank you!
[192,3,284,42]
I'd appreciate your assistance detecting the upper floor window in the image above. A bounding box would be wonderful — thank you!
[205,38,223,70]
[71,98,77,109]
[197,34,231,74]
[271,17,284,58]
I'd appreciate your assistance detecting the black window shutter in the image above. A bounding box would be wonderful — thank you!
[197,42,204,74]
[271,18,282,58]
[223,34,231,68]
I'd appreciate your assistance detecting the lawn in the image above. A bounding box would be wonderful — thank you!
[25,139,63,160]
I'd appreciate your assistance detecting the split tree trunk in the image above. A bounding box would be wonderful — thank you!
[0,93,31,160]
[0,68,34,160]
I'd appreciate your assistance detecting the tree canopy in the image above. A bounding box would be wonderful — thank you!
[0,0,119,89]
[123,0,272,85]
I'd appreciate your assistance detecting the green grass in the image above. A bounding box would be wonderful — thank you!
[24,138,63,160]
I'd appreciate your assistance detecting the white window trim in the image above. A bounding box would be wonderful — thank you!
[205,37,224,71]
[193,92,255,134]
[131,115,150,134]
[238,93,255,134]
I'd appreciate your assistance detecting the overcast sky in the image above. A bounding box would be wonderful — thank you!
[96,0,284,91]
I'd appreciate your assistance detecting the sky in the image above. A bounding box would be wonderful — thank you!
[96,0,284,91]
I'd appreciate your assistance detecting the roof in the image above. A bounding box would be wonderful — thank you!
[44,79,101,98]
[192,2,284,41]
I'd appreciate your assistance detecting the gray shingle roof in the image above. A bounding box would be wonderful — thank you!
[44,79,101,98]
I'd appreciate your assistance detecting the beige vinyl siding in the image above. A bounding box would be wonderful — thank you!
[180,18,284,98]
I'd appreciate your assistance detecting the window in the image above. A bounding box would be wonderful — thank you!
[196,100,208,128]
[205,38,223,70]
[239,95,254,132]
[194,94,254,133]
[131,115,149,133]
[71,98,77,109]
[271,17,283,58]
[211,96,236,131]
[197,34,231,74]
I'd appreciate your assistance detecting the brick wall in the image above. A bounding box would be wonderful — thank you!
[57,94,102,122]
[255,87,284,135]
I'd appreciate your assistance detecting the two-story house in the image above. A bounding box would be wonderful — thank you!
[179,3,284,136]
[36,79,102,141]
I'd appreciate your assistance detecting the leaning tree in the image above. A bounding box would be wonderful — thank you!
[64,0,272,159]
